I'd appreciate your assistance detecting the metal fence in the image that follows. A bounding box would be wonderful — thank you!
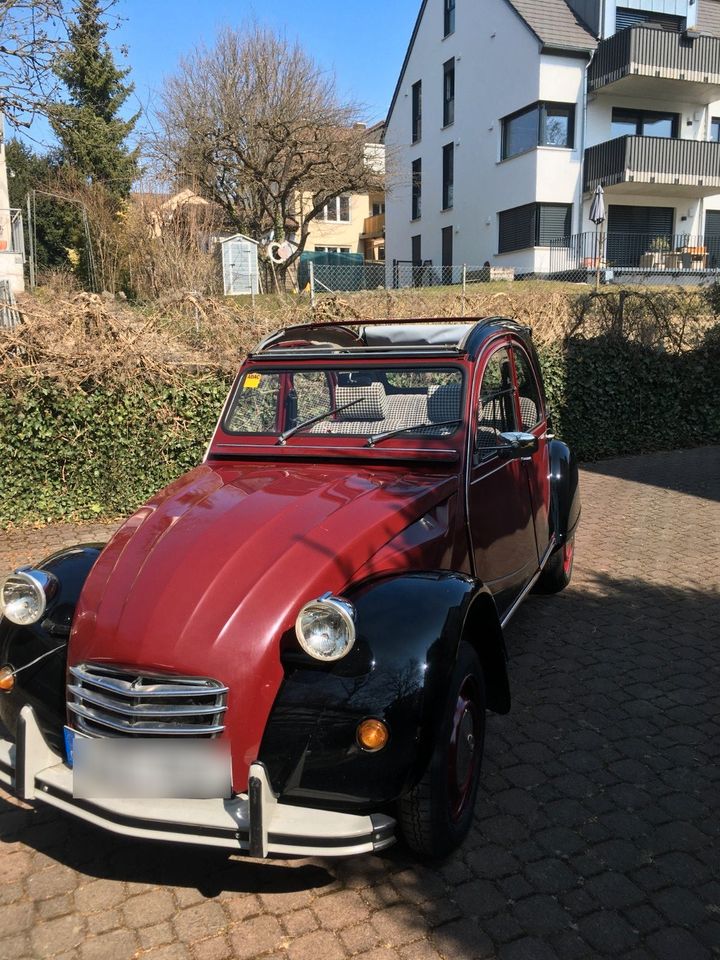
[0,279,21,329]
[549,232,720,283]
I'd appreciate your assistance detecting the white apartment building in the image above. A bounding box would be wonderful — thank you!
[0,115,25,295]
[385,0,720,278]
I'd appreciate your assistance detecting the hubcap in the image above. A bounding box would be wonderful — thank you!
[448,676,481,822]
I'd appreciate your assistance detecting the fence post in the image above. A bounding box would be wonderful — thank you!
[309,261,315,307]
[462,264,467,316]
[26,193,36,289]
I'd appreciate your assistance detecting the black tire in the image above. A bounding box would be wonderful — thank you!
[398,641,486,859]
[536,535,575,594]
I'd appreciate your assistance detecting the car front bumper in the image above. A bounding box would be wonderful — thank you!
[0,706,396,859]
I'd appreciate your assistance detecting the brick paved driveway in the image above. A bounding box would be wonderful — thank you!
[1,447,718,960]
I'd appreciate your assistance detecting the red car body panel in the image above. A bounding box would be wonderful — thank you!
[68,460,459,789]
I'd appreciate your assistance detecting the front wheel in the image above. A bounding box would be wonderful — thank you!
[398,642,486,859]
[536,535,575,594]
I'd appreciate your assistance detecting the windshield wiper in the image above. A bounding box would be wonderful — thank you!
[365,419,461,447]
[276,399,362,444]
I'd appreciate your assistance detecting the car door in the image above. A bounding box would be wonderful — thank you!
[467,343,538,618]
[511,343,551,560]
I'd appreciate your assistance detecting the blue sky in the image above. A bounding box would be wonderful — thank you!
[26,0,419,147]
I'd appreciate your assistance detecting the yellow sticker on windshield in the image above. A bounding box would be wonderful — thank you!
[244,373,262,389]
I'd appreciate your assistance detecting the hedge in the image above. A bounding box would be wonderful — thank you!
[1,329,719,526]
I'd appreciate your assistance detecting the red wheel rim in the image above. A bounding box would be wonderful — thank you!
[447,676,481,823]
[562,538,575,577]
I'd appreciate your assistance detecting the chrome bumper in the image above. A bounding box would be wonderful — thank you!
[0,706,395,859]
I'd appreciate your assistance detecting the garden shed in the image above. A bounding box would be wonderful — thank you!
[220,234,260,296]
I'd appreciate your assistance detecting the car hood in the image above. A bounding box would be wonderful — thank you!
[69,460,457,787]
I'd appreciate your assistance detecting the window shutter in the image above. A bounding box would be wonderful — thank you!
[537,205,571,245]
[498,204,536,253]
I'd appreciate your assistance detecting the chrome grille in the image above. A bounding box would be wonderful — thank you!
[67,664,228,737]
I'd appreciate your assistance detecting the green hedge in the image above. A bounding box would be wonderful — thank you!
[1,329,719,526]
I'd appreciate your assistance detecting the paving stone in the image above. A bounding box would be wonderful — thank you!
[430,918,495,958]
[314,889,370,930]
[30,914,85,958]
[646,927,711,960]
[288,929,346,960]
[498,937,561,960]
[122,889,175,928]
[228,915,285,960]
[173,900,227,942]
[578,910,639,954]
[79,928,138,960]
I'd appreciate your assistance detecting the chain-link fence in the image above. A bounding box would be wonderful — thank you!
[308,236,720,300]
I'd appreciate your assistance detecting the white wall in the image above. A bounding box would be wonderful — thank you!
[385,0,586,275]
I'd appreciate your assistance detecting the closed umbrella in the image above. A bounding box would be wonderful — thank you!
[589,185,606,290]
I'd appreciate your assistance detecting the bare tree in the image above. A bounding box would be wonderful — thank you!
[154,25,383,282]
[0,1,68,126]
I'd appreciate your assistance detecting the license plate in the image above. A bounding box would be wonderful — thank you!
[71,736,232,800]
[63,726,86,768]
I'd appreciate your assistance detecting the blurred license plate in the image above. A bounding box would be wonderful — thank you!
[71,736,232,800]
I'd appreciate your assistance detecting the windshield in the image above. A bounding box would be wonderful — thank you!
[223,366,465,441]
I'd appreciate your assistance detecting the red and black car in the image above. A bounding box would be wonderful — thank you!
[0,318,580,859]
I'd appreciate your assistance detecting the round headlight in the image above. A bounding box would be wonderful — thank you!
[295,595,356,662]
[0,569,57,627]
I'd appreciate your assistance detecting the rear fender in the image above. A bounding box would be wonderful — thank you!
[0,544,104,751]
[258,572,509,811]
[548,439,581,547]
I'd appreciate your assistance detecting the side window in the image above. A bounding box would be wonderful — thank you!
[477,347,516,457]
[513,348,542,431]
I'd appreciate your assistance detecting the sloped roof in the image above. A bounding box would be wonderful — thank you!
[504,0,596,52]
[386,0,595,128]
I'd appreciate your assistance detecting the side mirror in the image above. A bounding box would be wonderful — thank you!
[497,431,539,458]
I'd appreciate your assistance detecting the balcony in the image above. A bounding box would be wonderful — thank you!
[0,209,25,256]
[360,213,385,238]
[588,26,720,103]
[584,136,720,196]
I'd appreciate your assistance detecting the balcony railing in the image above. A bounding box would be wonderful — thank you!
[549,232,720,274]
[584,135,720,192]
[0,209,25,257]
[361,213,385,237]
[589,25,720,95]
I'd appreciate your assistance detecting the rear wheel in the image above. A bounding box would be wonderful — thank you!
[536,535,575,594]
[398,642,485,859]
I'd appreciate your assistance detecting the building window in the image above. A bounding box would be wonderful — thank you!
[442,142,454,210]
[412,80,422,143]
[442,225,453,268]
[443,59,455,127]
[411,234,422,265]
[317,196,351,222]
[711,117,720,143]
[372,201,386,216]
[501,102,575,159]
[411,158,422,220]
[444,0,455,37]
[611,107,679,139]
[314,246,351,254]
[498,202,572,253]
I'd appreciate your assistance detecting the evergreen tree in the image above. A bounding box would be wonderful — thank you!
[49,0,139,199]
[5,139,84,273]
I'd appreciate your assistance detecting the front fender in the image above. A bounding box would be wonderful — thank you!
[258,572,508,813]
[0,544,103,751]
[549,439,581,547]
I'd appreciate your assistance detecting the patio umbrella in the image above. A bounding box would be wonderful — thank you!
[589,185,606,291]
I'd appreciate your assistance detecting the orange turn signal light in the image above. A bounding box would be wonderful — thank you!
[0,666,15,693]
[357,718,389,752]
